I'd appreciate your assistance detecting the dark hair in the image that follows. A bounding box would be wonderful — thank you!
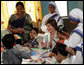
[2,34,15,49]
[16,39,23,45]
[16,2,24,9]
[45,18,59,31]
[31,27,39,34]
[52,43,69,56]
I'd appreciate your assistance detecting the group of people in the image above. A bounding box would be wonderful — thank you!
[1,1,83,64]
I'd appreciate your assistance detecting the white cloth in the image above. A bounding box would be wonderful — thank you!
[64,24,83,64]
[61,57,72,64]
[71,42,83,64]
[41,13,64,33]
[71,51,83,64]
[41,1,64,33]
[69,8,83,23]
[64,23,83,47]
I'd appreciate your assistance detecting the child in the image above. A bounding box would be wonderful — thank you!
[23,27,39,48]
[2,34,31,64]
[51,43,72,64]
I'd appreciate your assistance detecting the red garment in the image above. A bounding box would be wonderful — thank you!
[57,40,64,44]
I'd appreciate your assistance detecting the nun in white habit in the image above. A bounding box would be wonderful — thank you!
[41,1,64,33]
[64,8,83,64]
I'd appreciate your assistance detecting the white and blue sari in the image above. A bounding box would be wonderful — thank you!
[41,1,64,33]
[64,8,83,64]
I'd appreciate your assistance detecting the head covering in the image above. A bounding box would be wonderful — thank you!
[48,1,60,15]
[69,8,83,23]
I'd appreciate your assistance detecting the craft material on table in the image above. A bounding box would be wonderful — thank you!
[22,48,57,64]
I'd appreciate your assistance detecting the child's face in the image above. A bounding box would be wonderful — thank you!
[30,30,37,39]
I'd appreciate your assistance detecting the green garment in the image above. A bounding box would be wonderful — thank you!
[8,13,33,43]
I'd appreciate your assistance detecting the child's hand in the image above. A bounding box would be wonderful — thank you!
[49,52,55,57]
[23,43,29,47]
[16,28,24,34]
[41,42,47,49]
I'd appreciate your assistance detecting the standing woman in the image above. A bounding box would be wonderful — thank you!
[7,2,33,43]
[41,1,64,33]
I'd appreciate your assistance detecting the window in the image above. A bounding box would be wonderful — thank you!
[55,1,67,16]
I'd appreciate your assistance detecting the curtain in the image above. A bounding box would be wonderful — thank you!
[1,1,43,30]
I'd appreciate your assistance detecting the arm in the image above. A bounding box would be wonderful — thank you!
[41,42,47,49]
[23,14,33,34]
[7,15,19,34]
[7,15,15,33]
[24,14,33,31]
[7,14,24,34]
[19,51,31,59]
[14,47,31,59]
[64,33,82,47]
[23,14,33,41]
[2,52,9,64]
[7,25,18,33]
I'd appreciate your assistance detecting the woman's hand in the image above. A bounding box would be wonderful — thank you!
[23,43,29,47]
[41,42,47,49]
[7,26,24,34]
[16,28,24,34]
[62,31,70,39]
[49,52,55,57]
[7,25,14,33]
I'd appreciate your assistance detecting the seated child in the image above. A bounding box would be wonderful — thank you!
[2,34,31,64]
[51,43,72,64]
[23,27,39,48]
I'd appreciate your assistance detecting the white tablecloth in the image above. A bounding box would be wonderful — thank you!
[22,48,57,64]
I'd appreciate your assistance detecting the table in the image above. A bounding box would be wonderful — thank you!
[1,48,57,64]
[22,48,57,64]
[1,30,57,64]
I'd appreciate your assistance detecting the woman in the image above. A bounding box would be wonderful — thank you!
[41,18,64,50]
[63,8,83,64]
[64,8,83,49]
[7,2,33,43]
[41,1,64,33]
